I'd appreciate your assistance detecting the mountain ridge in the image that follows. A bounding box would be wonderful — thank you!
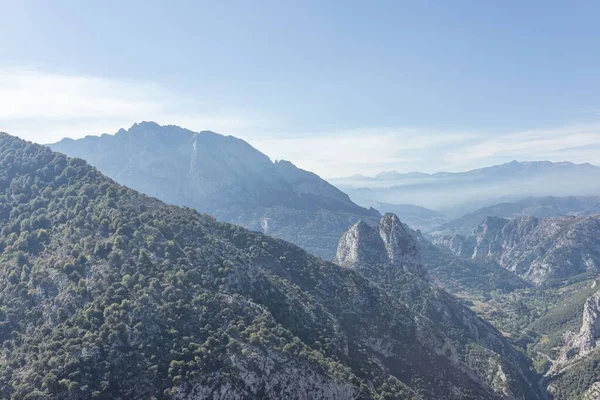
[432,195,600,236]
[331,160,600,216]
[334,160,600,181]
[50,122,379,259]
[434,215,600,285]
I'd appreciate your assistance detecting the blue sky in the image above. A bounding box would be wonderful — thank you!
[2,0,600,177]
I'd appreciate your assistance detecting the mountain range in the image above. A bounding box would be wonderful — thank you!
[331,161,600,217]
[0,133,546,399]
[50,122,379,260]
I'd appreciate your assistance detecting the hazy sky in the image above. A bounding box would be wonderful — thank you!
[2,0,600,178]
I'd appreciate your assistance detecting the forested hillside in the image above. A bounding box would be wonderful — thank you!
[0,133,534,399]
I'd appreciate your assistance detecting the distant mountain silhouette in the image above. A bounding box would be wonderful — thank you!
[332,161,600,217]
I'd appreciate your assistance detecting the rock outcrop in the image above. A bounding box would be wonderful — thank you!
[582,382,600,400]
[544,287,600,397]
[555,290,600,367]
[335,213,424,276]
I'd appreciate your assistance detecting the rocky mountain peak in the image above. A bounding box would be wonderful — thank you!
[334,220,386,268]
[378,213,421,267]
[335,213,425,276]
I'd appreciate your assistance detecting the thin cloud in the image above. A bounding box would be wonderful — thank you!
[2,68,600,177]
[252,123,600,178]
[0,68,266,143]
[250,128,476,178]
[443,123,600,170]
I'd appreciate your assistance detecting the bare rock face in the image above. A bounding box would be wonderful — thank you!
[432,234,475,258]
[582,382,600,400]
[471,216,539,261]
[434,215,600,285]
[334,220,387,267]
[555,290,600,367]
[335,213,424,276]
[378,213,421,267]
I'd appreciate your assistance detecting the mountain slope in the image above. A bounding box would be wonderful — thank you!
[435,215,600,285]
[331,161,600,217]
[434,196,600,236]
[334,214,544,400]
[0,133,540,399]
[50,122,379,259]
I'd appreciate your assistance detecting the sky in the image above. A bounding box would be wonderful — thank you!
[1,0,600,178]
